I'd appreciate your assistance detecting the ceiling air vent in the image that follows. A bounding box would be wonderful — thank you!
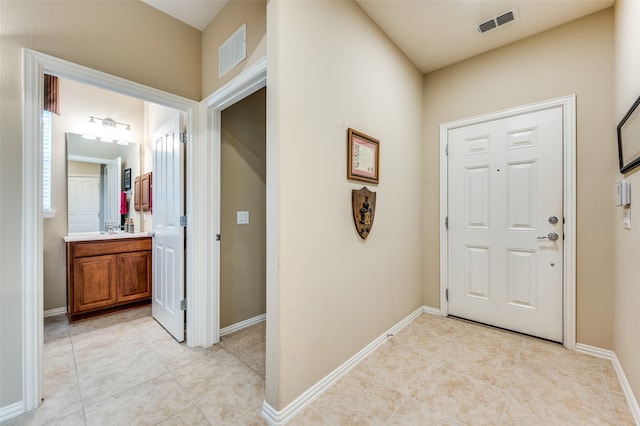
[476,8,519,35]
[496,11,515,26]
[478,20,497,34]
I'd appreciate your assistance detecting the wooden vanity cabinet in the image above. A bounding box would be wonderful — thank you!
[67,237,152,322]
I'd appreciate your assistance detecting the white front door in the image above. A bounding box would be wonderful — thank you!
[68,176,100,232]
[447,106,563,342]
[152,114,185,342]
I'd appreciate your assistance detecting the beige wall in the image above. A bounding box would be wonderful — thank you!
[0,0,200,408]
[266,0,424,409]
[422,9,616,350]
[44,78,145,311]
[68,161,101,176]
[220,88,267,328]
[613,0,640,404]
[201,0,266,98]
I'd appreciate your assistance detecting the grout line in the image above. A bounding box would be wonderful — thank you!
[66,316,88,425]
[598,361,626,425]
[497,337,523,426]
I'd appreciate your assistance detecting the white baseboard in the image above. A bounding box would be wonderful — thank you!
[43,306,67,318]
[220,313,266,337]
[0,401,24,422]
[576,343,640,424]
[262,305,425,425]
[423,306,442,316]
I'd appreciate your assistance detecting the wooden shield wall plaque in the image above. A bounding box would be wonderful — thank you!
[352,187,376,239]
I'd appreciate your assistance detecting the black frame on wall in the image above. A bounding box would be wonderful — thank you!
[617,94,640,174]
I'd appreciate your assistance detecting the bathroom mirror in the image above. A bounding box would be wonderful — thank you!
[66,132,140,233]
[618,95,640,174]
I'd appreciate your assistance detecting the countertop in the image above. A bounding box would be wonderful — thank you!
[63,232,152,242]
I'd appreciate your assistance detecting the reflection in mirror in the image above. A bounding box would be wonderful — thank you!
[66,132,140,233]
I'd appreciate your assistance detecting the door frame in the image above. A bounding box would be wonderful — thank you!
[439,95,576,350]
[197,58,267,346]
[21,49,200,411]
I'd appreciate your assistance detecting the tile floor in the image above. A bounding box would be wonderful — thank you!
[3,306,266,426]
[292,314,636,425]
[3,309,635,425]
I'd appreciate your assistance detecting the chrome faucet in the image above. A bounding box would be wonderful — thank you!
[105,219,119,234]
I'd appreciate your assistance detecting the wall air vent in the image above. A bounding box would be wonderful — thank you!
[219,23,247,78]
[476,8,519,35]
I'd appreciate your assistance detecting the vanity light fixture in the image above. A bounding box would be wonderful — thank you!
[84,116,134,144]
[81,117,98,140]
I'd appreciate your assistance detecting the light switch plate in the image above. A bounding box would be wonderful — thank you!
[237,211,249,225]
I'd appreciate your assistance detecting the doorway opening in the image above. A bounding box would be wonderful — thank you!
[198,58,267,347]
[217,87,267,378]
[22,49,198,411]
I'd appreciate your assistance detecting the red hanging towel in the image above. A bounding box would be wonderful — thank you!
[120,191,128,215]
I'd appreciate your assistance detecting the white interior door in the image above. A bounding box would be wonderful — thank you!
[447,106,563,342]
[68,176,100,232]
[103,157,121,225]
[152,113,185,342]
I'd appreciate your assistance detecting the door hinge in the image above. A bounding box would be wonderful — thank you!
[179,215,187,227]
[216,234,221,241]
[445,216,448,230]
[180,299,187,311]
[445,143,448,156]
[180,132,188,144]
[446,288,449,301]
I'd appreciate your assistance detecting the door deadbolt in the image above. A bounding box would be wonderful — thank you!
[548,216,559,224]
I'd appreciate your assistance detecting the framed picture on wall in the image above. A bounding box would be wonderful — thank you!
[618,95,640,174]
[347,128,379,184]
[124,168,132,191]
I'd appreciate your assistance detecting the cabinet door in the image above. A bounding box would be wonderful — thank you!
[141,172,152,211]
[73,255,117,313]
[134,176,141,211]
[117,251,152,302]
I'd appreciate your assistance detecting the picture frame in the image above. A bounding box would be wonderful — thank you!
[618,94,640,174]
[347,128,379,184]
[124,168,132,191]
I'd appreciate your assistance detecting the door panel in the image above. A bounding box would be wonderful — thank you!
[152,113,185,342]
[68,176,100,233]
[448,107,563,342]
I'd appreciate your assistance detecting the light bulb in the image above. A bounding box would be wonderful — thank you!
[122,125,133,142]
[83,117,97,139]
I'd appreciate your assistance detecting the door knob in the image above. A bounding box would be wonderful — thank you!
[537,232,559,241]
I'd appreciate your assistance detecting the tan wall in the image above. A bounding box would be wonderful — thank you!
[67,161,100,176]
[201,0,266,98]
[266,0,424,409]
[422,9,616,349]
[613,0,640,403]
[220,88,267,328]
[44,78,145,311]
[0,0,200,408]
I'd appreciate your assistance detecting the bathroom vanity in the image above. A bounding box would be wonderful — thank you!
[64,233,152,322]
